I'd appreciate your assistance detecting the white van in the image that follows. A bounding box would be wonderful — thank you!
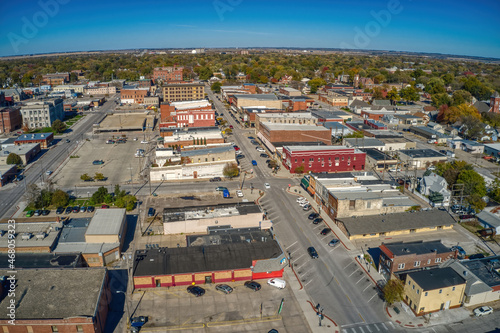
[267,278,286,289]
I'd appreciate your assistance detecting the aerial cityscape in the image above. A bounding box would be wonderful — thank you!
[1,1,500,333]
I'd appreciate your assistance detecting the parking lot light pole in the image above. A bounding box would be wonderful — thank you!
[116,290,130,327]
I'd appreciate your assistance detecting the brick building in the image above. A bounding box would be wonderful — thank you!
[0,106,22,134]
[120,89,149,104]
[42,72,70,85]
[15,132,53,149]
[0,268,110,333]
[153,66,184,82]
[283,145,365,173]
[378,240,457,279]
[162,83,205,102]
[160,100,215,128]
[160,127,224,148]
[258,123,331,146]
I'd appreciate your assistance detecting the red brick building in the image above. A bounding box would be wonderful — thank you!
[15,133,54,149]
[0,268,110,333]
[259,123,332,146]
[153,66,184,82]
[283,146,366,173]
[160,100,215,128]
[0,106,22,134]
[378,240,457,278]
[120,89,149,104]
[42,73,70,85]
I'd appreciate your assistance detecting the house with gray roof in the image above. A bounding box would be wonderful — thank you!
[476,210,500,234]
[419,172,451,206]
[372,99,392,107]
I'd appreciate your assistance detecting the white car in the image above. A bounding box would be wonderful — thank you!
[474,306,493,317]
[299,200,309,207]
[388,168,401,172]
[264,183,270,189]
[141,140,148,144]
[267,278,286,289]
[236,190,243,197]
[45,170,53,175]
[296,197,307,203]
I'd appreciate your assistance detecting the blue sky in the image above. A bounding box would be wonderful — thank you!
[0,0,499,58]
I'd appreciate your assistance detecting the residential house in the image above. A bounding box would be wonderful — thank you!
[419,172,451,206]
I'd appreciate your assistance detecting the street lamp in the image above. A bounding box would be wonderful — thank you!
[116,290,130,327]
[87,191,90,204]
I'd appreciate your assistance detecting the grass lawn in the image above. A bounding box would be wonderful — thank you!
[65,114,85,127]
[460,221,484,235]
[23,199,94,212]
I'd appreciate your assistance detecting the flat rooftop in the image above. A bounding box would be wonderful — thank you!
[344,138,384,147]
[284,145,354,153]
[86,208,126,236]
[262,123,329,131]
[170,100,211,109]
[0,221,62,249]
[409,267,465,291]
[257,112,313,119]
[0,253,81,268]
[163,202,261,223]
[337,210,456,236]
[361,148,396,161]
[381,240,452,257]
[98,113,148,130]
[461,256,500,288]
[15,133,53,141]
[133,240,282,276]
[234,94,278,100]
[399,149,446,159]
[0,268,107,320]
[186,229,272,247]
[181,145,234,157]
[1,143,39,156]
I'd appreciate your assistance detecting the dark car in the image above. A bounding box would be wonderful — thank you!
[80,206,87,213]
[215,284,233,294]
[260,153,268,158]
[101,204,109,209]
[72,206,80,213]
[41,209,50,216]
[65,206,72,214]
[210,177,222,182]
[459,214,475,222]
[307,247,319,259]
[328,239,340,247]
[251,140,259,145]
[56,207,65,214]
[469,253,485,260]
[312,218,323,224]
[308,213,319,220]
[320,228,331,235]
[248,136,255,140]
[244,281,261,291]
[148,208,155,217]
[34,209,42,216]
[65,139,70,143]
[187,286,205,297]
[87,206,95,213]
[92,160,104,165]
[236,154,245,159]
[451,246,466,257]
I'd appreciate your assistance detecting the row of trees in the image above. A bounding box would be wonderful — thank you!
[90,185,137,211]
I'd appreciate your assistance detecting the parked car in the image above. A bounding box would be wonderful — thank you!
[474,306,493,316]
[87,206,95,213]
[469,253,485,260]
[92,160,104,165]
[65,139,70,143]
[260,153,268,158]
[141,140,148,144]
[80,206,87,213]
[459,214,475,222]
[148,208,155,217]
[328,239,340,247]
[45,170,53,175]
[26,210,34,217]
[72,206,80,213]
[65,207,72,214]
[210,177,222,182]
[303,204,312,211]
[56,207,64,214]
[41,209,50,216]
[320,228,331,235]
[308,212,319,220]
[251,160,257,166]
[236,154,245,159]
[298,200,309,207]
[307,247,319,259]
[248,136,255,140]
[236,190,243,197]
[101,204,109,209]
[215,186,228,192]
[34,209,41,216]
[298,197,308,203]
[267,278,286,289]
[451,246,466,257]
[215,284,233,294]
[244,281,261,291]
[312,218,323,224]
[187,286,205,297]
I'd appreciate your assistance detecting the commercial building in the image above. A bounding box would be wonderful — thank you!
[120,88,149,104]
[282,145,365,173]
[335,210,456,240]
[344,137,385,151]
[15,132,53,149]
[42,72,70,85]
[20,99,64,129]
[0,106,22,134]
[258,123,332,151]
[484,143,500,158]
[160,126,224,148]
[279,95,315,111]
[133,230,287,288]
[404,267,466,316]
[52,84,87,94]
[255,112,317,133]
[476,210,500,234]
[233,94,282,110]
[279,87,301,96]
[160,100,215,128]
[410,126,449,143]
[361,148,398,170]
[378,137,417,151]
[0,165,17,187]
[153,66,184,82]
[318,92,349,106]
[162,83,205,102]
[0,219,63,253]
[84,85,117,95]
[0,143,40,165]
[378,240,457,279]
[395,114,425,125]
[0,268,109,333]
[163,202,270,234]
[311,109,352,122]
[398,149,447,168]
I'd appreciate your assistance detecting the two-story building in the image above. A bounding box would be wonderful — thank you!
[20,99,64,129]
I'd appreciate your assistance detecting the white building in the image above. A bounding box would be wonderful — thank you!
[20,99,64,129]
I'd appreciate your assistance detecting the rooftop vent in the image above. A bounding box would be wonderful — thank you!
[21,232,32,240]
[36,232,46,240]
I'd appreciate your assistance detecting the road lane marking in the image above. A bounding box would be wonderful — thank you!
[358,313,365,323]
[345,294,352,303]
[335,277,340,285]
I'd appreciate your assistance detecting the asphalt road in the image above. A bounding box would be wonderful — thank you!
[0,95,118,219]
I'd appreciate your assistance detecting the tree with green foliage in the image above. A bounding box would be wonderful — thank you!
[294,165,305,174]
[435,160,473,188]
[344,131,364,138]
[386,88,400,104]
[80,173,92,181]
[308,77,327,94]
[383,279,404,305]
[211,81,222,93]
[90,186,108,205]
[51,189,69,207]
[115,194,137,211]
[114,184,126,199]
[51,119,66,134]
[94,173,105,181]
[451,90,472,106]
[431,93,451,108]
[6,153,22,165]
[457,169,486,198]
[223,162,239,179]
[399,86,419,104]
[425,77,446,94]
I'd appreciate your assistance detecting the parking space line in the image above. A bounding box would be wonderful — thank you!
[387,321,395,329]
[303,279,314,287]
[358,326,365,333]
[293,253,304,262]
[181,317,192,326]
[381,323,387,330]
[348,269,359,277]
[366,325,372,332]
[368,293,378,302]
[295,261,309,271]
[363,284,372,292]
[373,323,380,331]
[286,241,298,250]
[345,262,355,269]
[356,276,365,284]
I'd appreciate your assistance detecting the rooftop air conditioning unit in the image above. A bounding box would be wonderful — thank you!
[21,233,32,240]
[36,232,46,240]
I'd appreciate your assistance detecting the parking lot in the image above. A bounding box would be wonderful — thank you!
[53,135,152,188]
[133,278,310,333]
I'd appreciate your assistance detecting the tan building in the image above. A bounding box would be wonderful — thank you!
[255,112,317,132]
[144,96,160,107]
[404,267,466,316]
[84,208,127,245]
[319,92,349,106]
[85,86,117,95]
[233,94,282,110]
[162,83,205,102]
[163,202,270,234]
[121,89,149,104]
[53,84,87,94]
